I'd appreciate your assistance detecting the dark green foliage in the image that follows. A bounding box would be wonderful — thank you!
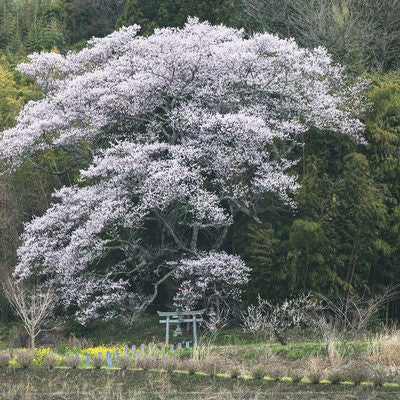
[63,0,126,45]
[0,0,67,54]
[117,0,245,35]
[0,0,127,55]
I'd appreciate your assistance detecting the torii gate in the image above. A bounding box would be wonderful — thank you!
[157,309,205,348]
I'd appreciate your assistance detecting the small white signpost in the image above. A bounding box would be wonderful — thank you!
[157,309,205,348]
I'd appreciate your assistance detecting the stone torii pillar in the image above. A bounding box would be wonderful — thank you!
[157,309,205,347]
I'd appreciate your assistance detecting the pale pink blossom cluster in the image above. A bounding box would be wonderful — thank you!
[172,252,250,312]
[0,18,365,322]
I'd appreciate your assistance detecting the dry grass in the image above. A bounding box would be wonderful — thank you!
[199,357,222,377]
[0,368,398,399]
[267,364,286,381]
[372,331,400,367]
[326,336,347,367]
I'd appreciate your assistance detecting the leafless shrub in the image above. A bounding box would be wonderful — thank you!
[229,367,241,379]
[0,352,10,368]
[159,357,178,373]
[251,365,266,380]
[16,351,34,368]
[136,354,155,371]
[368,364,392,387]
[91,354,103,369]
[241,293,322,345]
[326,368,344,384]
[185,359,199,375]
[42,352,60,370]
[65,354,81,369]
[342,361,368,385]
[267,365,285,381]
[117,355,133,370]
[287,368,303,383]
[318,287,399,341]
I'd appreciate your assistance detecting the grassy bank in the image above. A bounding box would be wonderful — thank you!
[3,318,400,399]
[0,368,399,400]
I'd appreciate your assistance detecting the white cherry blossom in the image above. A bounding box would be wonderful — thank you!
[0,18,365,322]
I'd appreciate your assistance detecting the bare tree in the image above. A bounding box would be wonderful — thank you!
[239,0,400,72]
[2,278,56,349]
[317,286,400,337]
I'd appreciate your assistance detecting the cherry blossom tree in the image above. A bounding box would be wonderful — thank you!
[172,252,250,330]
[0,18,365,324]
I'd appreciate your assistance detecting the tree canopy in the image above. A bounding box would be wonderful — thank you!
[0,19,364,323]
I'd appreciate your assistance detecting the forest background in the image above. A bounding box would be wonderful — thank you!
[0,0,400,328]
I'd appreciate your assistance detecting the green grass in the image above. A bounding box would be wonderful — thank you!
[271,342,326,359]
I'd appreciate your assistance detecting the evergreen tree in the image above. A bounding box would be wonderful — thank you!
[117,0,244,34]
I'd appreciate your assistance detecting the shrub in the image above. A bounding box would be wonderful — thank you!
[229,367,241,379]
[117,355,133,370]
[136,355,155,371]
[33,347,53,367]
[369,365,391,387]
[326,368,344,384]
[267,365,285,381]
[0,352,10,368]
[176,349,192,360]
[251,366,266,380]
[91,354,104,369]
[16,351,34,369]
[307,370,322,384]
[343,361,367,385]
[65,354,81,369]
[42,352,60,370]
[199,358,221,377]
[185,359,199,375]
[241,293,321,345]
[287,368,303,383]
[159,357,178,373]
